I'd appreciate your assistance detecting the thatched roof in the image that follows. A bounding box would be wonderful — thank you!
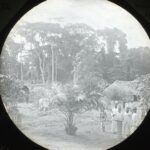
[103,74,150,102]
[103,80,138,102]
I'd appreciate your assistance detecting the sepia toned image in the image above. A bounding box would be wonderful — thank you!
[0,0,150,150]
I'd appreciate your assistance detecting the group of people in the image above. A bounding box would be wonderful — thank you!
[100,100,146,139]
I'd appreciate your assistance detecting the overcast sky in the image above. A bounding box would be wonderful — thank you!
[14,0,150,48]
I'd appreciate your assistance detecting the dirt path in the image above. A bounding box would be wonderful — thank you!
[16,103,120,150]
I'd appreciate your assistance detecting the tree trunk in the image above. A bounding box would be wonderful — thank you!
[51,47,55,84]
[20,62,23,81]
[73,66,79,85]
[39,56,45,83]
[55,54,57,82]
[65,111,77,135]
[127,65,131,80]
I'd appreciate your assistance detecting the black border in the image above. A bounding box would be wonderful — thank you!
[0,1,47,149]
[0,0,150,150]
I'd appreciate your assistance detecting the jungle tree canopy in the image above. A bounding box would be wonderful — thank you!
[2,22,150,85]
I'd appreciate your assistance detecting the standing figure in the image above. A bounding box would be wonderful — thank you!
[106,108,113,133]
[122,107,132,138]
[116,107,123,138]
[130,107,139,134]
[21,85,30,103]
[100,110,107,132]
[111,105,118,134]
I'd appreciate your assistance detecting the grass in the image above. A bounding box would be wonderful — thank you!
[13,102,121,150]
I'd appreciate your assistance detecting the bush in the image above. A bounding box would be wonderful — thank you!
[56,82,84,135]
[30,86,51,102]
[0,74,29,103]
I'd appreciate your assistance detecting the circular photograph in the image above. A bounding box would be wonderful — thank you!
[0,0,150,150]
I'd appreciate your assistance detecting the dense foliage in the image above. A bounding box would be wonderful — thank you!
[1,22,150,135]
[1,22,150,85]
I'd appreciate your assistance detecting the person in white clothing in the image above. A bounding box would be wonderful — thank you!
[111,105,118,134]
[116,107,123,138]
[131,107,139,134]
[122,107,132,138]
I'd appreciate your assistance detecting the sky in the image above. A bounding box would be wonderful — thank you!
[12,0,150,48]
